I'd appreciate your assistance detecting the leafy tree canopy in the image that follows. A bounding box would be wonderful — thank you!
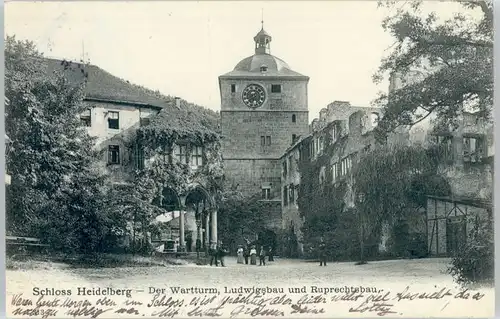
[373,1,493,139]
[5,36,125,252]
[217,191,268,247]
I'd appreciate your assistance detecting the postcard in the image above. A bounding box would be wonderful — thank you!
[4,1,494,318]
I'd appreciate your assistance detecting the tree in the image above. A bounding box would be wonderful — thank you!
[373,1,493,139]
[5,36,124,252]
[217,191,267,250]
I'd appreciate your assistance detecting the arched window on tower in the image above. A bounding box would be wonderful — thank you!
[292,114,296,123]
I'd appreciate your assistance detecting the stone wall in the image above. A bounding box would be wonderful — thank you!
[439,164,493,200]
[281,145,304,255]
[223,159,282,199]
[310,101,380,132]
[221,111,309,159]
[260,200,283,230]
[422,112,494,201]
[220,75,310,202]
[280,106,383,257]
[328,111,378,163]
[220,79,308,112]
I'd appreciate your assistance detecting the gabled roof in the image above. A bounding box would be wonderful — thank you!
[43,57,220,139]
[44,58,169,109]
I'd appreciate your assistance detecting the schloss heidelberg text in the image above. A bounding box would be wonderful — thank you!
[32,287,132,298]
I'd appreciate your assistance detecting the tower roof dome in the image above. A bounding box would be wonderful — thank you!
[234,54,290,72]
[219,24,309,79]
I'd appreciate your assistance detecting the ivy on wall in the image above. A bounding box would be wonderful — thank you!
[105,98,224,253]
[295,124,453,261]
[129,136,223,202]
[296,129,361,260]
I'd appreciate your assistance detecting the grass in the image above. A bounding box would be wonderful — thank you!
[6,256,60,271]
[6,252,201,270]
[65,253,193,268]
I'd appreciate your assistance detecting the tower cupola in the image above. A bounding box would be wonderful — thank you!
[254,21,272,54]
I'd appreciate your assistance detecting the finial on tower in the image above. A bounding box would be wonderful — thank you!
[261,8,264,29]
[254,10,272,54]
[81,40,85,63]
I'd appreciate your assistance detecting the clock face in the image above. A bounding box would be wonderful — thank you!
[242,84,266,108]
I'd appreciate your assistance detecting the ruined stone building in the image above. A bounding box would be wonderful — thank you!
[389,71,494,256]
[280,101,381,256]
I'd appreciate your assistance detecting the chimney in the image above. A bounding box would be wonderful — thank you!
[175,97,181,109]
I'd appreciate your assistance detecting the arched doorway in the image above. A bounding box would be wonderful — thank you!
[152,184,216,255]
[185,186,214,255]
[158,187,181,211]
[151,187,181,253]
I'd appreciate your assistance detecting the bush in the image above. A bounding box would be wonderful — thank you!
[448,218,493,286]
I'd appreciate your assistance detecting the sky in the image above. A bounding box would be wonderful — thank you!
[5,1,469,120]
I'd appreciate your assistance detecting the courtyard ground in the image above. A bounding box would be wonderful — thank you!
[6,257,494,318]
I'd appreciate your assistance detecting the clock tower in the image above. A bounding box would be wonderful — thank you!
[219,24,309,207]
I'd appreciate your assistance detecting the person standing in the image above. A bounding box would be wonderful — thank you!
[196,239,202,259]
[318,237,327,266]
[259,246,267,266]
[250,245,257,265]
[218,241,227,267]
[209,242,218,266]
[268,246,274,262]
[243,245,249,265]
[237,245,244,264]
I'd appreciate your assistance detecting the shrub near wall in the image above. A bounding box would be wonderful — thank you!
[448,216,494,286]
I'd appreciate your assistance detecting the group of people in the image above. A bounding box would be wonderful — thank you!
[208,238,327,267]
[237,245,274,266]
[208,241,274,266]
